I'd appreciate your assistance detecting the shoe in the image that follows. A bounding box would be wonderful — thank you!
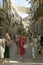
[39,50,41,54]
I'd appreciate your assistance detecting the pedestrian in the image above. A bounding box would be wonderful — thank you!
[39,32,43,54]
[37,34,40,48]
[32,34,38,59]
[0,37,5,62]
[30,33,37,59]
[37,34,41,54]
[4,32,12,62]
[18,34,26,60]
[26,34,30,45]
[10,34,17,60]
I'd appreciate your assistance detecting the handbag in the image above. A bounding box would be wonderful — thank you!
[23,44,28,48]
[30,42,33,46]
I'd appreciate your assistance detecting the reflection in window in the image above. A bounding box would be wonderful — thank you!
[0,0,3,8]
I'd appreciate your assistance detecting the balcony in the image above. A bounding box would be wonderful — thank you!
[0,8,10,22]
[33,3,43,19]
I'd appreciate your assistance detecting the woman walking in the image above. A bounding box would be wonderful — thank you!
[18,34,26,60]
[32,34,38,59]
[4,32,12,62]
[0,38,5,62]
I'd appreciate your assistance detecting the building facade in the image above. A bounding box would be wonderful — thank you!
[0,0,11,36]
[31,0,43,34]
[22,16,31,33]
[8,2,23,34]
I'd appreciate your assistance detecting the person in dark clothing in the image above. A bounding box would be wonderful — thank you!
[39,32,43,54]
[4,44,10,58]
[40,35,43,46]
[4,33,12,61]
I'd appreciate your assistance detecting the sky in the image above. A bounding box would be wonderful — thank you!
[11,0,31,8]
[11,0,31,18]
[0,0,31,18]
[0,0,3,6]
[15,0,31,8]
[16,11,29,18]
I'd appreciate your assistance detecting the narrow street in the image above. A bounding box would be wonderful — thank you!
[0,0,43,65]
[12,46,43,63]
[9,40,43,63]
[0,44,43,65]
[0,44,43,64]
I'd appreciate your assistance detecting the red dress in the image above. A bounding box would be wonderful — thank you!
[18,38,25,55]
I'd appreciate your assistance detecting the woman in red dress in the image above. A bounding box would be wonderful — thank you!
[18,35,26,59]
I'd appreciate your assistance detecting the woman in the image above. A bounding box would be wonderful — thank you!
[4,33,12,61]
[39,32,43,54]
[32,34,38,59]
[0,38,5,62]
[18,35,26,59]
